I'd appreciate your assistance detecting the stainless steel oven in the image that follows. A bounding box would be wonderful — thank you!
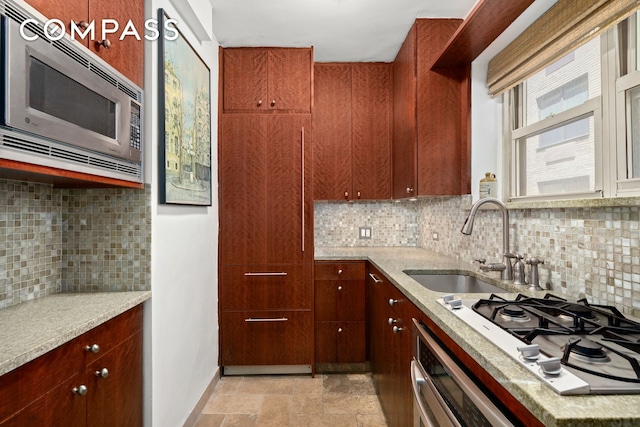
[411,318,517,427]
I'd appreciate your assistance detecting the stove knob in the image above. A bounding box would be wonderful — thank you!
[442,294,455,303]
[537,357,562,376]
[448,299,462,309]
[517,344,540,360]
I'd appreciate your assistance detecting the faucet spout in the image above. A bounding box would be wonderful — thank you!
[461,197,512,280]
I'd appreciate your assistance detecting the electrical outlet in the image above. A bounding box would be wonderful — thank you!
[432,232,439,241]
[359,227,372,239]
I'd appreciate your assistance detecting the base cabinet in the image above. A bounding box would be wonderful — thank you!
[368,264,419,427]
[314,261,366,365]
[0,305,143,427]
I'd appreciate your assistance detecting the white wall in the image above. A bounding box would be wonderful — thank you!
[144,1,219,426]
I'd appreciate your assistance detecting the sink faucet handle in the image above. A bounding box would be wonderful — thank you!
[473,258,486,265]
[525,257,545,290]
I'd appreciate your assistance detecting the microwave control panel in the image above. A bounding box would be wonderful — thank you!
[130,101,142,151]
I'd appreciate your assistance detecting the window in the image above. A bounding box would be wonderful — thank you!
[506,13,640,200]
[509,36,602,199]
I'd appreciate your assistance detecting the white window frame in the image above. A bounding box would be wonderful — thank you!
[505,19,640,202]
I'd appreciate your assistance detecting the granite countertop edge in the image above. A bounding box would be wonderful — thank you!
[315,246,639,427]
[0,291,151,377]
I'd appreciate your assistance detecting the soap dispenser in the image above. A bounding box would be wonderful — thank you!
[513,255,526,285]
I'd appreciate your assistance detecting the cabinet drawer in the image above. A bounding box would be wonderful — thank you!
[315,261,365,280]
[315,280,365,321]
[315,321,366,363]
[220,310,312,366]
[220,265,312,310]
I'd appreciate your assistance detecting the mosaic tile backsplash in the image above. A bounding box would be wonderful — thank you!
[315,196,640,315]
[0,179,151,309]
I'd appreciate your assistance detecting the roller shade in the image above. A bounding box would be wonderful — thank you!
[487,0,640,97]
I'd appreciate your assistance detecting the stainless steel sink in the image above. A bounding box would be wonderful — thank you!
[404,272,505,293]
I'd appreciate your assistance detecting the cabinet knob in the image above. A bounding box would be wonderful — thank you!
[388,317,397,325]
[357,191,361,198]
[271,100,276,106]
[257,100,263,106]
[338,328,343,333]
[74,20,89,30]
[84,344,100,354]
[406,187,413,194]
[72,385,88,396]
[388,298,398,307]
[393,326,403,334]
[337,285,343,291]
[344,191,349,199]
[97,39,111,49]
[95,368,109,379]
[337,269,343,275]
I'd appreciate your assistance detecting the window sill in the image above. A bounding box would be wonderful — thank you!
[505,196,640,210]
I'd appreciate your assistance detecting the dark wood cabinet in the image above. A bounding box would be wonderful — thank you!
[314,261,366,365]
[222,48,312,113]
[24,0,144,87]
[368,264,419,427]
[219,46,314,371]
[219,114,313,265]
[0,306,143,427]
[392,19,471,199]
[313,63,392,201]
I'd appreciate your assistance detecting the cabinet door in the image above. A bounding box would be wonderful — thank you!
[222,49,268,111]
[268,49,312,112]
[219,114,312,264]
[351,63,392,200]
[86,331,143,427]
[315,321,365,363]
[24,0,88,38]
[89,0,144,87]
[392,25,418,200]
[220,310,312,366]
[0,373,86,427]
[313,64,352,200]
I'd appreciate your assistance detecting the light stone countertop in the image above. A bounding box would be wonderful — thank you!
[315,246,640,427]
[0,291,151,377]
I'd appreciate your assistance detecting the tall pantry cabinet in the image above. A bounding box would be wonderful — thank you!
[218,47,314,374]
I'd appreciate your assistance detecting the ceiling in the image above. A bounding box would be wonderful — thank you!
[209,0,479,62]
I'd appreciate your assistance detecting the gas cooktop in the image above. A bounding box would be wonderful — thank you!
[438,293,640,395]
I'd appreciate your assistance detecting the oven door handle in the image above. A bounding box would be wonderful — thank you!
[412,359,461,427]
[411,360,439,427]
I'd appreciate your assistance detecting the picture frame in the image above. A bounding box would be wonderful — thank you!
[158,9,212,206]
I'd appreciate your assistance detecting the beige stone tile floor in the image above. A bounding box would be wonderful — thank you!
[194,373,388,427]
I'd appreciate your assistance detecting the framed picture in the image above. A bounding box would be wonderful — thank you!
[158,9,212,205]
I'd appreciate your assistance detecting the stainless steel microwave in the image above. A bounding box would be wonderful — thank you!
[0,1,143,183]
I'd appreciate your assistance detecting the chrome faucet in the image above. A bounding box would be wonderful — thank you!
[461,197,513,281]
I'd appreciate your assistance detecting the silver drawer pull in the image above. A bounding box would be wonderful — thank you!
[245,317,289,322]
[244,272,288,277]
[368,273,383,283]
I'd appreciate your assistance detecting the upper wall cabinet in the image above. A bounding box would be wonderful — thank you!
[392,19,471,199]
[313,63,392,201]
[222,48,313,113]
[24,0,144,87]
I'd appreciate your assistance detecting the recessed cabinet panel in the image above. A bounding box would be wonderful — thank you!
[222,49,269,111]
